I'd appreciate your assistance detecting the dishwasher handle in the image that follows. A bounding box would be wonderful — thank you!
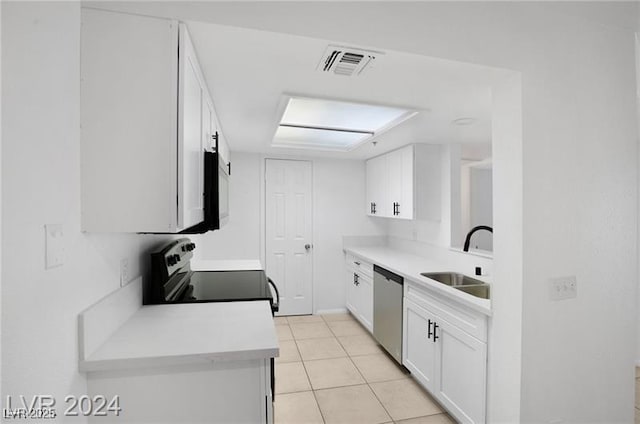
[373,265,403,285]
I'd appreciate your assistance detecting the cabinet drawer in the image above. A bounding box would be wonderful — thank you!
[405,282,487,342]
[345,253,373,278]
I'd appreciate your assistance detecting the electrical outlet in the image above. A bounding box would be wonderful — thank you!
[549,276,577,301]
[120,258,129,287]
[45,224,64,269]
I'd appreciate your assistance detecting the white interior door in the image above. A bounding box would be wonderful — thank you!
[265,159,313,315]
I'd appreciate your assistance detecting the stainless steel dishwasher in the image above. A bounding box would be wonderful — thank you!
[373,265,404,363]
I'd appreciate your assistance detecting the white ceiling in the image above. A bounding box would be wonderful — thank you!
[87,2,502,160]
[187,21,493,159]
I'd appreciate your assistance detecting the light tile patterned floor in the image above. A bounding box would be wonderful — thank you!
[274,312,455,424]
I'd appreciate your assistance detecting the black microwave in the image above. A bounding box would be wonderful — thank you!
[181,150,229,234]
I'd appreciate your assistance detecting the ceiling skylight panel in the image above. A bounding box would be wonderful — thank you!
[272,96,417,152]
[273,126,369,150]
[281,98,411,132]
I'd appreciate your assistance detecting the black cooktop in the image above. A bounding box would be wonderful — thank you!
[146,238,279,312]
[183,270,271,302]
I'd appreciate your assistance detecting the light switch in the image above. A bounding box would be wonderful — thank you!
[45,224,64,269]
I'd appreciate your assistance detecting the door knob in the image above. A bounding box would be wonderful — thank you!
[305,244,312,251]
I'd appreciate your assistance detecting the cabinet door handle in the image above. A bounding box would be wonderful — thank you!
[427,319,433,340]
[433,322,439,342]
[354,261,361,266]
[373,202,376,214]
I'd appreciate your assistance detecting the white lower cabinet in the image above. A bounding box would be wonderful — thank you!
[403,287,487,424]
[404,298,438,391]
[345,255,373,332]
[358,274,373,331]
[437,315,487,424]
[87,359,272,423]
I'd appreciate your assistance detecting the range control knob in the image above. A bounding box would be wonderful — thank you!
[173,254,181,263]
[167,255,177,266]
[187,243,196,252]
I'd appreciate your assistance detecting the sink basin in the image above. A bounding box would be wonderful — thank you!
[421,272,490,299]
[421,272,484,287]
[454,284,490,299]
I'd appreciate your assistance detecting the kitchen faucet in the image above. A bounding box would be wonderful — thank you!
[463,225,493,252]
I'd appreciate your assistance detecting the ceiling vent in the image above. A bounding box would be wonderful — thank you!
[317,45,381,77]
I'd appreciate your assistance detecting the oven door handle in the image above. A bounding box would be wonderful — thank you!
[267,277,280,313]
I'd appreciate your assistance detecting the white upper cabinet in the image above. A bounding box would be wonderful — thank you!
[366,144,441,220]
[386,145,414,219]
[80,9,218,233]
[178,24,206,230]
[366,154,388,216]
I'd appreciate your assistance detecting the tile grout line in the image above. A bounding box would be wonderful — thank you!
[308,314,390,423]
[366,368,396,423]
[323,315,395,423]
[280,315,446,423]
[298,347,327,424]
[293,315,332,423]
[324,315,447,423]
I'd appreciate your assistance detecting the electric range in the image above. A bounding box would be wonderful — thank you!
[144,238,279,313]
[144,237,280,403]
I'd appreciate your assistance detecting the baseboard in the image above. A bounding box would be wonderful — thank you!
[315,308,348,315]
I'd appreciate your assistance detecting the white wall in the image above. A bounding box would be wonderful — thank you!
[196,152,386,313]
[165,3,638,422]
[312,158,387,312]
[1,2,173,412]
[469,168,493,251]
[636,33,640,369]
[0,0,3,399]
[194,153,261,260]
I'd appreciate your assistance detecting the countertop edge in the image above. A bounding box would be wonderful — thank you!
[344,246,492,316]
[80,347,280,373]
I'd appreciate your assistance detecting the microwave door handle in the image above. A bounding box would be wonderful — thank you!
[268,277,280,313]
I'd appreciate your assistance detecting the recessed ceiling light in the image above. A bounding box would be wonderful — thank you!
[452,117,476,126]
[272,96,417,152]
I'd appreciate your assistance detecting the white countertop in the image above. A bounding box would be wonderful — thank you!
[344,246,491,315]
[190,259,263,271]
[80,301,278,372]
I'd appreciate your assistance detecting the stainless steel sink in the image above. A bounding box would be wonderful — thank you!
[421,272,490,299]
[421,272,484,287]
[454,284,490,299]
